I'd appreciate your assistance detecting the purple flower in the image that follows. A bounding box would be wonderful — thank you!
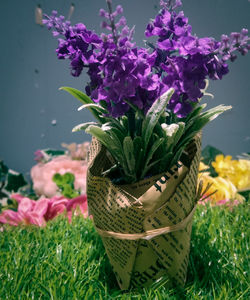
[43,11,102,77]
[173,101,193,118]
[44,1,249,118]
[160,0,182,10]
[216,29,250,62]
[34,150,44,162]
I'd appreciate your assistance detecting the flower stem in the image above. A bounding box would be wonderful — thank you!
[127,110,135,139]
[106,0,118,45]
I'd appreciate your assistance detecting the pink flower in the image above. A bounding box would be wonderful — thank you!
[66,194,88,223]
[0,195,48,227]
[0,210,23,226]
[44,196,69,221]
[31,155,88,197]
[34,150,44,162]
[0,193,89,227]
[61,142,90,160]
[198,197,241,209]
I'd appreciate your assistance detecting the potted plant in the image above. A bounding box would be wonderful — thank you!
[43,0,249,289]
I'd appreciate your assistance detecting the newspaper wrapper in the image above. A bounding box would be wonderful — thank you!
[87,135,201,290]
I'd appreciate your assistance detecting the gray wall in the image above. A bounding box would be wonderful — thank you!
[0,0,250,175]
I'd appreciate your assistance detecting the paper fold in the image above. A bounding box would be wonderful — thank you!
[87,135,201,289]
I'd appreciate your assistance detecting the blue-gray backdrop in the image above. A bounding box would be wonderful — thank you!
[0,0,250,175]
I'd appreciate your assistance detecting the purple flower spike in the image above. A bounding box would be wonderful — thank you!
[44,0,249,118]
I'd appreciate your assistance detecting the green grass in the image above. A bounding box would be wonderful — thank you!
[0,201,249,300]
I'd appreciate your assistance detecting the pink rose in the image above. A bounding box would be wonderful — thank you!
[31,155,87,197]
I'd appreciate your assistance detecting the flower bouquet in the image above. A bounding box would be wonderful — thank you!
[43,0,249,289]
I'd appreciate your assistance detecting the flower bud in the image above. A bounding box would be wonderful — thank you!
[116,5,123,14]
[241,28,248,35]
[221,34,229,43]
[99,9,106,17]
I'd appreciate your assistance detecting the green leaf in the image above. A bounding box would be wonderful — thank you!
[52,172,79,198]
[59,87,103,123]
[153,122,166,138]
[53,173,62,184]
[178,105,231,150]
[85,125,113,149]
[78,103,108,115]
[123,136,136,176]
[203,104,232,121]
[85,125,123,164]
[123,99,144,118]
[102,123,126,145]
[181,104,207,134]
[72,122,99,132]
[101,124,124,152]
[59,87,93,104]
[0,160,8,176]
[158,152,173,173]
[0,160,8,182]
[62,173,75,185]
[44,150,65,157]
[135,148,144,175]
[132,136,145,175]
[100,117,127,136]
[133,136,143,156]
[127,110,136,138]
[140,155,170,179]
[5,170,27,192]
[170,146,186,168]
[142,88,174,152]
[141,137,164,179]
[184,103,207,125]
[135,117,143,137]
[159,111,169,125]
[120,116,129,135]
[173,122,185,146]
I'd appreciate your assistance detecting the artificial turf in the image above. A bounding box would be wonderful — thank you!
[0,201,249,299]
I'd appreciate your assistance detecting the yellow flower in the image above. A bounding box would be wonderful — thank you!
[212,155,250,191]
[234,159,250,190]
[198,172,238,204]
[212,155,234,177]
[199,162,210,172]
